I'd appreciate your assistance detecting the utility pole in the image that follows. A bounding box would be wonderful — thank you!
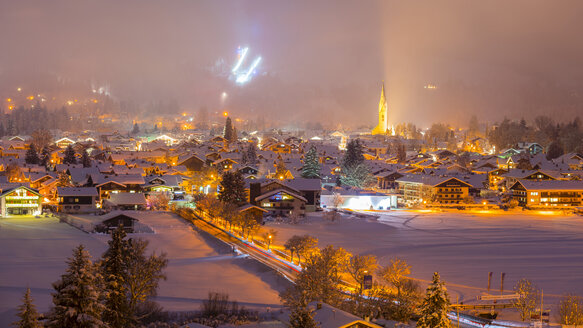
[487,272,493,293]
[540,289,543,327]
[456,295,460,328]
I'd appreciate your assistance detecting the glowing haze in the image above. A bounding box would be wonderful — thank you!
[1,0,583,128]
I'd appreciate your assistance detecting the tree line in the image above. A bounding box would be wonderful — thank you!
[0,106,73,137]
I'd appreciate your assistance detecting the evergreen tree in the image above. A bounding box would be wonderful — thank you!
[224,117,234,142]
[7,119,17,136]
[25,145,40,165]
[301,146,321,179]
[153,123,158,132]
[0,122,5,137]
[232,126,238,142]
[63,145,77,165]
[47,245,106,328]
[100,226,132,327]
[40,146,51,168]
[13,287,42,328]
[416,272,451,328]
[547,140,564,160]
[341,139,373,188]
[131,123,140,135]
[289,294,318,328]
[246,143,257,165]
[342,139,364,168]
[218,171,247,205]
[81,150,92,168]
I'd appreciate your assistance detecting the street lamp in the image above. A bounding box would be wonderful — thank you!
[268,235,272,250]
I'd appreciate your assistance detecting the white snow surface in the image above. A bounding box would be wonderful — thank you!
[268,210,583,307]
[0,212,286,327]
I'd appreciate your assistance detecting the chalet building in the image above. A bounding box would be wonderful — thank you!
[254,188,307,217]
[212,158,237,171]
[144,174,184,199]
[238,204,267,224]
[396,175,472,205]
[497,169,557,192]
[103,192,147,211]
[55,137,76,148]
[517,142,544,155]
[374,170,403,190]
[236,165,259,178]
[509,180,583,208]
[249,179,321,212]
[96,174,145,200]
[264,142,292,154]
[176,154,205,171]
[95,212,140,233]
[57,187,99,213]
[0,186,42,216]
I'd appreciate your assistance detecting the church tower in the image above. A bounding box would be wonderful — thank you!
[372,82,389,135]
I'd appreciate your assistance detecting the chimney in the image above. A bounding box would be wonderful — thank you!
[249,182,261,205]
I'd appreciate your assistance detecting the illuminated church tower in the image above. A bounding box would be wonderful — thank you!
[371,82,389,135]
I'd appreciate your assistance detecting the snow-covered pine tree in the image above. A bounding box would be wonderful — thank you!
[100,226,133,327]
[416,272,451,328]
[40,146,51,168]
[246,143,257,165]
[341,139,372,188]
[301,146,321,179]
[81,150,92,168]
[289,304,318,328]
[47,245,106,328]
[218,171,247,205]
[63,145,77,165]
[13,287,42,328]
[25,144,40,165]
[224,117,234,142]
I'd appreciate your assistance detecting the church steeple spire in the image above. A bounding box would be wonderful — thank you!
[372,81,389,135]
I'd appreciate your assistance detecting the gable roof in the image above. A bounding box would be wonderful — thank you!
[255,188,308,203]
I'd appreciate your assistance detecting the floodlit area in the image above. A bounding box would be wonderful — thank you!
[267,210,583,307]
[0,212,287,327]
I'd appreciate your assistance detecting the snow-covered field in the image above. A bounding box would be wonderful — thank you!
[0,212,287,327]
[267,210,583,307]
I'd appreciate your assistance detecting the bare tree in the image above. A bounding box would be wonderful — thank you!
[332,192,344,209]
[558,294,583,325]
[31,129,53,150]
[378,257,411,297]
[513,278,540,321]
[148,191,171,210]
[347,254,377,296]
[295,235,319,265]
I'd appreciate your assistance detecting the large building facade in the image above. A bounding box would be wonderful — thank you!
[0,186,42,216]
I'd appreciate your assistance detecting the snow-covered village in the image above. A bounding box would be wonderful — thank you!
[2,1,583,328]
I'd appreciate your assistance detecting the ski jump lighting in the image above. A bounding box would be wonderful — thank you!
[231,46,262,85]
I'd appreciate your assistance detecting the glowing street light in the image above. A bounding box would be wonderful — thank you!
[223,111,229,117]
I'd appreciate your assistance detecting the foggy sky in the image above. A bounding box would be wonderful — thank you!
[1,0,583,128]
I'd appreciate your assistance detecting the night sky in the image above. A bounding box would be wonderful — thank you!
[1,0,583,127]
